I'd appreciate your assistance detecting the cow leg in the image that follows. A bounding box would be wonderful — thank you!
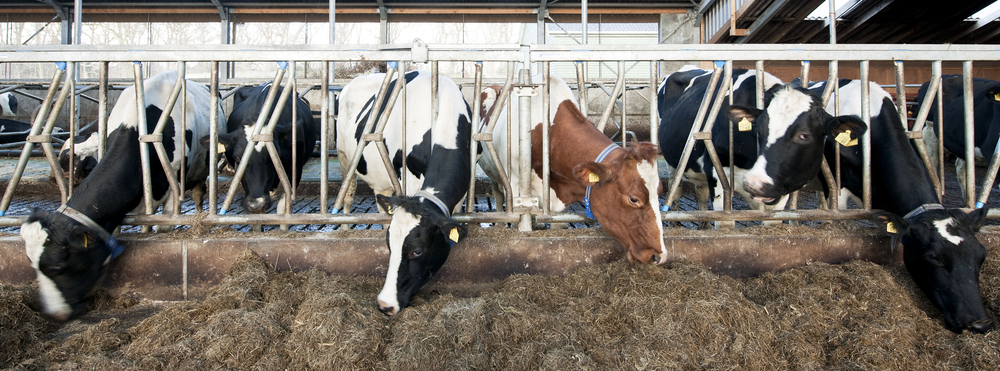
[338,164,358,231]
[191,181,206,214]
[956,157,970,202]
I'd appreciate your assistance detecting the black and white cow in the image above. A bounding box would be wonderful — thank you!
[1,92,17,116]
[747,78,995,334]
[915,75,1000,202]
[55,132,101,185]
[206,83,317,214]
[0,118,31,144]
[20,70,223,320]
[337,70,473,316]
[657,66,863,225]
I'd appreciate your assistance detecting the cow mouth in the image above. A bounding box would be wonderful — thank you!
[754,196,778,205]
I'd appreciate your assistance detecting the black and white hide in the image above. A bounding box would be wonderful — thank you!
[21,70,223,321]
[207,83,317,214]
[336,70,474,315]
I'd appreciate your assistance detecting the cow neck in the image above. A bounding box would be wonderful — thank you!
[869,102,940,215]
[55,205,125,263]
[537,99,618,205]
[65,126,147,232]
[414,190,450,218]
[584,143,622,219]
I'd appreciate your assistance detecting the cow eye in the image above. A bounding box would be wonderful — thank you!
[628,196,641,205]
[796,133,810,142]
[926,252,944,267]
[409,248,424,259]
[44,265,63,276]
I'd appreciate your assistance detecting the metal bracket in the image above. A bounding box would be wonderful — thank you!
[362,133,383,142]
[25,135,52,143]
[513,86,538,97]
[412,38,428,63]
[250,134,273,142]
[513,197,540,212]
[139,134,163,142]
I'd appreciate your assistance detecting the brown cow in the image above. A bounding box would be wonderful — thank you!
[478,75,666,264]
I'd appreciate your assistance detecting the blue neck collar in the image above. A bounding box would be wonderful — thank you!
[584,143,621,219]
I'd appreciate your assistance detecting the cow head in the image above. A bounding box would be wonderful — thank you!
[56,132,101,186]
[733,84,867,204]
[0,92,17,116]
[874,207,994,334]
[374,194,466,315]
[21,208,114,321]
[573,142,666,265]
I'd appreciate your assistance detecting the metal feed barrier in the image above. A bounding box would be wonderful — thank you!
[1,42,1000,231]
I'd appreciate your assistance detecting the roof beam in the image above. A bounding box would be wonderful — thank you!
[940,7,1000,43]
[735,0,789,43]
[836,0,893,40]
[38,0,68,19]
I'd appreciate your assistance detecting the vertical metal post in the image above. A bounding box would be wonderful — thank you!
[209,62,220,214]
[649,61,658,146]
[829,0,838,44]
[542,62,551,215]
[468,62,483,213]
[963,61,976,208]
[755,61,764,109]
[98,62,108,161]
[67,65,76,199]
[576,61,588,121]
[320,61,330,214]
[936,62,945,196]
[894,61,907,127]
[518,68,533,232]
[620,61,627,146]
[860,60,872,210]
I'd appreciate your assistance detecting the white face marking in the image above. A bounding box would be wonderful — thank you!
[934,218,964,246]
[62,132,102,158]
[21,221,71,319]
[377,209,422,313]
[744,156,774,190]
[764,87,814,147]
[243,125,266,152]
[636,160,667,263]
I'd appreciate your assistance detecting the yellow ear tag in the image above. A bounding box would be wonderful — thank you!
[886,222,898,234]
[83,234,88,248]
[216,143,226,154]
[835,130,857,147]
[994,92,1000,101]
[588,172,600,183]
[738,117,752,132]
[449,228,460,243]
[387,206,394,215]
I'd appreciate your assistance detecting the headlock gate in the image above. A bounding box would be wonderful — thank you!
[1,42,1000,232]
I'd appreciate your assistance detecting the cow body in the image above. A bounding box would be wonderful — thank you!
[21,70,223,320]
[210,83,317,214]
[915,75,1000,200]
[478,75,666,265]
[337,70,473,315]
[0,92,17,116]
[751,78,994,334]
[657,67,788,220]
[0,118,31,144]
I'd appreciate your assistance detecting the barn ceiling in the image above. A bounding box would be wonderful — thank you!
[704,0,1000,44]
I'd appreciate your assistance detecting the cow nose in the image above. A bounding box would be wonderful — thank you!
[244,197,268,214]
[377,300,398,316]
[970,318,995,333]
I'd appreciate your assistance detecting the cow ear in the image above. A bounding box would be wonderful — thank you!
[201,133,235,155]
[872,210,909,237]
[69,226,96,249]
[966,207,989,232]
[986,87,1000,102]
[27,207,50,223]
[375,194,396,215]
[574,162,610,186]
[441,222,467,245]
[825,115,867,147]
[80,157,98,172]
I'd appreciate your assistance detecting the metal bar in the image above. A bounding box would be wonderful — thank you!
[399,61,407,196]
[596,61,625,132]
[98,62,108,161]
[133,62,154,233]
[860,60,872,210]
[208,62,220,214]
[649,61,658,147]
[541,61,550,215]
[576,61,588,123]
[221,65,287,214]
[619,61,627,146]
[664,63,723,209]
[467,62,483,212]
[332,67,395,212]
[0,66,65,215]
[518,68,533,232]
[964,61,976,208]
[40,63,75,205]
[67,66,76,199]
[320,61,330,214]
[894,61,907,127]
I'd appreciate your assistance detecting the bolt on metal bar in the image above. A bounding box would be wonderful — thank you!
[1,65,65,215]
[964,61,976,208]
[208,61,220,214]
[596,61,625,132]
[220,64,287,215]
[332,65,395,213]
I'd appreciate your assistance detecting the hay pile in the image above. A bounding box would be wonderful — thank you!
[4,248,1000,370]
